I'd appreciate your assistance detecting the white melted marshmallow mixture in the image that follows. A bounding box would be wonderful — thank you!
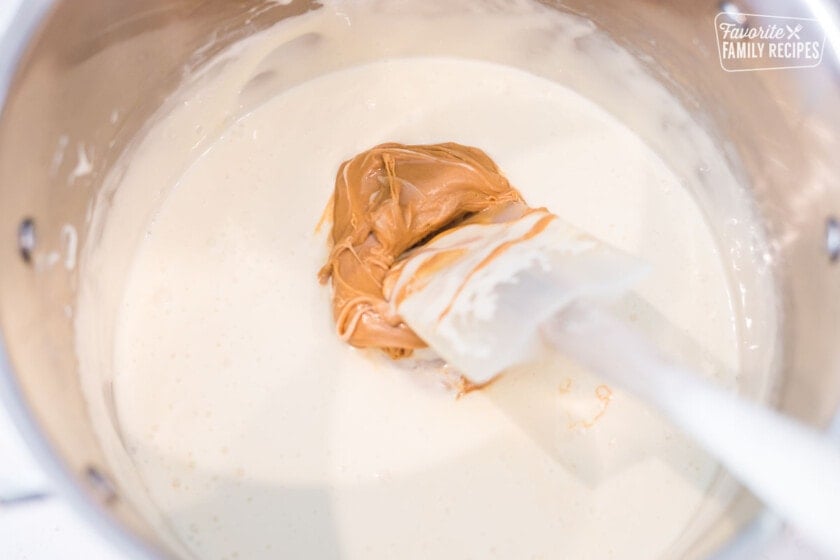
[75,1,780,559]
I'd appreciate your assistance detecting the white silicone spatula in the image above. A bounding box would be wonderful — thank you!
[390,209,840,558]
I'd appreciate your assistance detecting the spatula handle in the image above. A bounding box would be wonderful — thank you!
[542,305,840,558]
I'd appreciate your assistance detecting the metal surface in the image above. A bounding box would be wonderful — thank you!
[0,0,838,559]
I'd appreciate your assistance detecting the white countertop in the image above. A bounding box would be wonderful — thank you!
[0,403,123,559]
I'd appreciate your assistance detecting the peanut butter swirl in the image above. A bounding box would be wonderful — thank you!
[318,142,523,357]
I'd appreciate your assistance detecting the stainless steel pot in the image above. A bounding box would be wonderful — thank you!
[1,1,839,558]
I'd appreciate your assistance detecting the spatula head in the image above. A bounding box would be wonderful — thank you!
[385,209,646,385]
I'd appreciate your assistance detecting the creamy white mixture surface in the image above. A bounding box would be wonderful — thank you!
[75,1,779,559]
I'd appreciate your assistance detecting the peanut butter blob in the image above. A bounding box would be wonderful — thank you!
[319,143,525,356]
